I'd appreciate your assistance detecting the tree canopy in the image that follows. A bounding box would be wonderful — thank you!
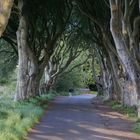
[1,0,140,118]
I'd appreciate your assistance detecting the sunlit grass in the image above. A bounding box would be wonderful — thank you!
[89,91,97,94]
[0,93,54,140]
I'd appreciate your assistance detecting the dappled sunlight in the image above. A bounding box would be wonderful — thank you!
[26,95,140,140]
[27,119,140,140]
[88,135,120,140]
[1,0,140,139]
[99,112,125,119]
[69,129,80,134]
[92,128,139,140]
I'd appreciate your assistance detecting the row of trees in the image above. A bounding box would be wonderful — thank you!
[1,0,140,112]
[75,0,140,108]
[0,0,94,99]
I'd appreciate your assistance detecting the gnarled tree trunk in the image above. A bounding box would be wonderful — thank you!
[101,58,113,100]
[109,0,140,106]
[14,0,29,100]
[14,0,43,100]
[102,33,123,102]
[26,54,41,98]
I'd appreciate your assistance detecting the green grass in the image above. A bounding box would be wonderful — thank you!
[133,123,140,134]
[89,91,97,94]
[0,93,54,140]
[57,91,69,96]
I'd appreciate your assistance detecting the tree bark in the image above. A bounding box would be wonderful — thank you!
[102,31,123,102]
[109,0,140,106]
[26,54,41,98]
[100,57,113,100]
[107,51,122,102]
[14,0,29,100]
[0,0,14,37]
[14,0,43,100]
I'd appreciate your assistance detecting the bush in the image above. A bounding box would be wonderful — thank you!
[55,69,83,92]
[88,83,97,91]
[133,123,140,134]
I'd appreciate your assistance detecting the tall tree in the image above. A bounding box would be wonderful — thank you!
[15,0,73,100]
[74,0,122,101]
[44,33,90,92]
[109,0,140,106]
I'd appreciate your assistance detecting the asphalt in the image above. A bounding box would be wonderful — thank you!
[26,94,140,140]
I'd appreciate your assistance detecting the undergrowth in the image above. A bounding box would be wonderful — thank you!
[0,93,55,140]
[89,91,97,94]
[133,123,140,134]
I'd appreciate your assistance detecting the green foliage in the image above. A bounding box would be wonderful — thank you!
[0,40,17,84]
[0,94,54,140]
[89,91,97,94]
[57,91,69,96]
[0,70,16,96]
[133,123,140,134]
[79,54,100,86]
[55,69,83,92]
[29,93,55,108]
[54,52,100,92]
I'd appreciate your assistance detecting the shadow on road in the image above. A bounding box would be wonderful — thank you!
[26,94,140,140]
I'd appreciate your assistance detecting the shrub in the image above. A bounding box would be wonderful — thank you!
[55,69,83,92]
[133,123,140,134]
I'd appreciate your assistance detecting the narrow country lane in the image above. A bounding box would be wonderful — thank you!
[26,94,140,140]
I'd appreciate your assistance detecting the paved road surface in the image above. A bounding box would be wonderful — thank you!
[26,94,140,140]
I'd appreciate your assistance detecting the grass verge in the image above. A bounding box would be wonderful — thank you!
[104,100,140,134]
[0,93,55,140]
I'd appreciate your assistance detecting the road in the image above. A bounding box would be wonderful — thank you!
[26,94,140,140]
